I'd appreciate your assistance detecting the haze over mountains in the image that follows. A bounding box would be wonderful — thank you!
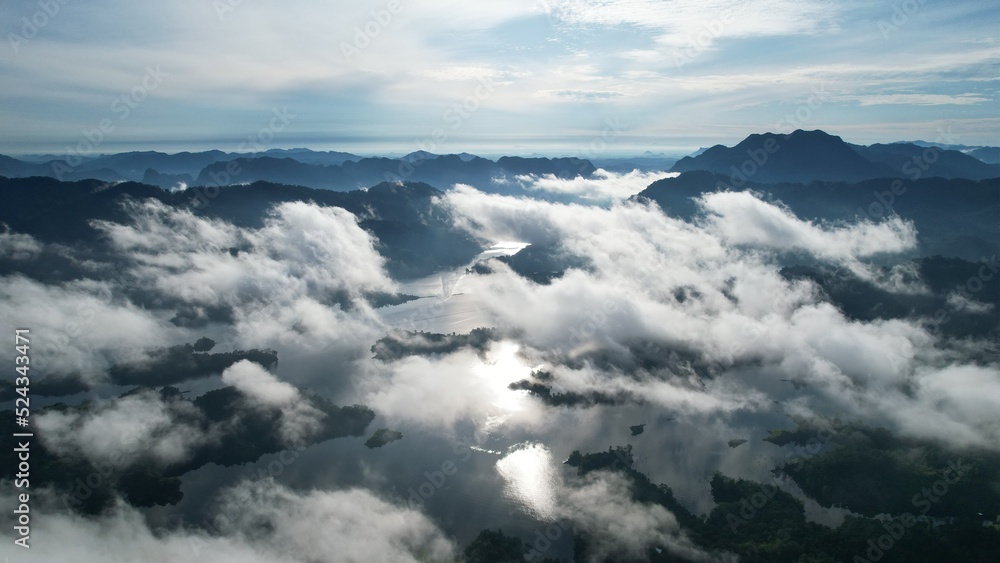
[5,0,999,559]
[4,130,997,197]
[0,148,603,192]
[2,128,999,562]
[670,129,1000,184]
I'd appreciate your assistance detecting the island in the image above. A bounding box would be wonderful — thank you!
[365,428,404,448]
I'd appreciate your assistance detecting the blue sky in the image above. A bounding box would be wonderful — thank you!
[1,0,998,156]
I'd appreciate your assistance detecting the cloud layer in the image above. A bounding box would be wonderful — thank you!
[9,480,455,563]
[2,0,997,152]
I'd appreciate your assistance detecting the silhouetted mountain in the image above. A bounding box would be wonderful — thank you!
[402,150,440,162]
[0,383,374,514]
[970,146,1000,164]
[782,256,999,341]
[193,154,598,192]
[671,130,894,184]
[195,156,357,190]
[635,170,1000,260]
[493,243,590,285]
[671,130,1000,184]
[0,155,123,182]
[382,154,503,188]
[902,140,979,151]
[142,168,193,189]
[0,176,483,279]
[591,156,678,173]
[0,150,239,183]
[2,149,358,184]
[79,150,236,180]
[852,142,1000,180]
[0,154,49,177]
[2,148,602,194]
[261,148,361,165]
[496,156,596,178]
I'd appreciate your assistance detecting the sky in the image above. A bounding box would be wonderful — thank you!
[1,0,998,156]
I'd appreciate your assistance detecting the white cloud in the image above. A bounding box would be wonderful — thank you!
[11,480,455,563]
[0,275,176,384]
[221,360,325,445]
[435,185,1000,451]
[363,341,537,431]
[35,389,211,468]
[550,0,840,46]
[493,441,736,562]
[222,359,299,405]
[210,479,456,562]
[946,292,994,314]
[515,169,674,201]
[847,93,991,106]
[697,190,918,263]
[0,229,43,260]
[561,470,733,562]
[93,199,391,358]
[96,199,393,306]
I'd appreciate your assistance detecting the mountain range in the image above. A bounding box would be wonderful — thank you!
[3,131,997,193]
[0,176,482,279]
[671,129,1000,184]
[635,170,999,261]
[0,149,601,192]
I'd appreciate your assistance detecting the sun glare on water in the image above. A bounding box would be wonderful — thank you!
[496,443,560,521]
[474,340,535,414]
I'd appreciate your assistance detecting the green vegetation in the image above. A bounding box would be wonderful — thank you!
[108,342,278,386]
[1,383,374,515]
[463,529,532,563]
[365,428,403,448]
[371,328,498,361]
[769,418,1000,518]
[532,435,1000,562]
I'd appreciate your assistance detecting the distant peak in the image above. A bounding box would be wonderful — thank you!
[403,150,440,162]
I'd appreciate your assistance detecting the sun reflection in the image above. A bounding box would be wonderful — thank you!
[473,341,535,413]
[496,443,559,521]
[479,241,531,260]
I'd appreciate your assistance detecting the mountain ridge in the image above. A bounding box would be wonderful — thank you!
[671,129,1000,184]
